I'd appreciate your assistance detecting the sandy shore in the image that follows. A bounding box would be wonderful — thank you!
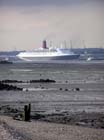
[0,116,104,140]
[0,121,21,140]
[0,123,13,140]
[0,63,104,140]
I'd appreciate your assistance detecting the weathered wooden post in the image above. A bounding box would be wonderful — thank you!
[24,105,28,121]
[24,103,31,121]
[28,103,31,121]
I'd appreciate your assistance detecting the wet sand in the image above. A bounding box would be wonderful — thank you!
[0,116,104,140]
[0,62,104,139]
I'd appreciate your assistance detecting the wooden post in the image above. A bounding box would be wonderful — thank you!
[28,103,31,121]
[24,103,31,121]
[24,105,28,121]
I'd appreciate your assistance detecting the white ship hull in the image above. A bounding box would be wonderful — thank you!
[17,54,80,61]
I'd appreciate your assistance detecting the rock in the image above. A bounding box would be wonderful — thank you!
[65,88,68,91]
[0,82,22,91]
[59,88,63,91]
[75,88,80,91]
[30,79,56,83]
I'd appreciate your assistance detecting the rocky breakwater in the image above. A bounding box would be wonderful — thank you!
[1,79,56,83]
[0,79,56,91]
[0,82,22,91]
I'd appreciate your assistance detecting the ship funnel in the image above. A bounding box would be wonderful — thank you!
[42,40,47,49]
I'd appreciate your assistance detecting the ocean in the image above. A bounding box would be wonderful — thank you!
[0,61,104,114]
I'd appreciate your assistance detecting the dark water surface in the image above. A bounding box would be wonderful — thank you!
[0,61,104,114]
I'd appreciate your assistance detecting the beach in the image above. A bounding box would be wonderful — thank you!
[0,116,104,140]
[0,61,104,139]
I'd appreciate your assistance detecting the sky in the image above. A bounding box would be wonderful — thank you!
[0,0,104,51]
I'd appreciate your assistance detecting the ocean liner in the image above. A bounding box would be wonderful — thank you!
[17,40,80,61]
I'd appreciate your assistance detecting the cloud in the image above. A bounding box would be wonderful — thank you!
[0,0,104,51]
[0,0,103,6]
